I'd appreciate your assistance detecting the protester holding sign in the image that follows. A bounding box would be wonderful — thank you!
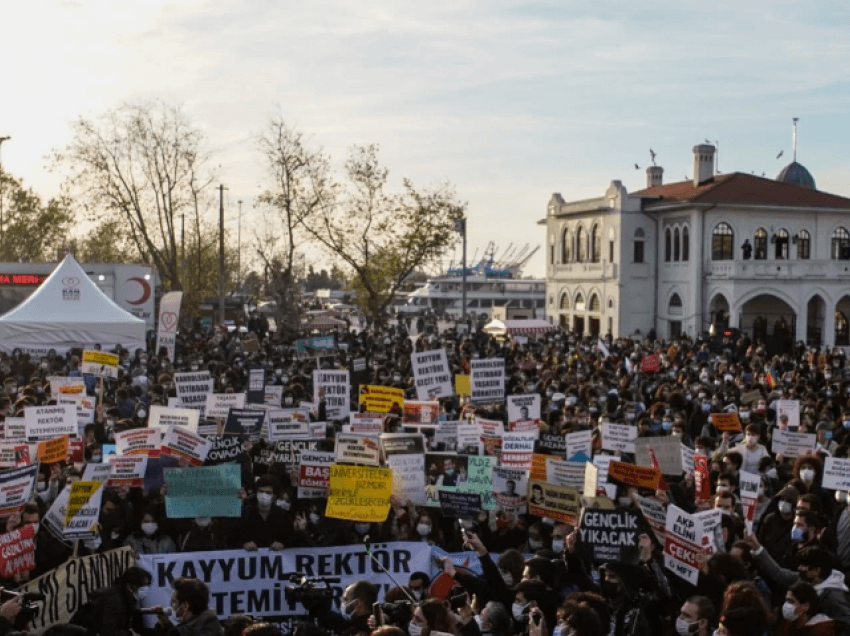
[239,475,291,550]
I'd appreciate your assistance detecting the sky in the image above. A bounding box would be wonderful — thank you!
[3,0,850,279]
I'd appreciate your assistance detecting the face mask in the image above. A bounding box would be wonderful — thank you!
[740,411,750,421]
[257,492,274,507]
[137,408,147,419]
[37,482,47,492]
[309,512,322,525]
[747,435,758,446]
[825,431,833,441]
[843,421,850,429]
[408,623,423,636]
[791,526,806,543]
[662,420,672,431]
[141,522,158,536]
[417,523,431,536]
[410,590,423,601]
[354,523,370,535]
[344,600,359,617]
[601,582,620,599]
[781,602,799,621]
[91,455,102,463]
[702,404,711,412]
[618,496,633,507]
[800,468,815,483]
[676,618,699,636]
[85,534,102,551]
[838,492,849,504]
[551,539,565,553]
[766,468,777,479]
[500,570,514,586]
[528,538,543,550]
[778,501,793,515]
[196,517,212,528]
[277,499,291,511]
[135,586,149,601]
[511,602,529,622]
[474,615,485,631]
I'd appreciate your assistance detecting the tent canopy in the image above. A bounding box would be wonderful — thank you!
[483,318,556,336]
[0,255,146,354]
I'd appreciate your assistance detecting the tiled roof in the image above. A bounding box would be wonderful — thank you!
[633,172,850,209]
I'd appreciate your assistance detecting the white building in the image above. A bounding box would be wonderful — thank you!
[542,143,850,350]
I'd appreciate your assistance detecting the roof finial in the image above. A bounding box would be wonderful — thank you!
[792,117,799,163]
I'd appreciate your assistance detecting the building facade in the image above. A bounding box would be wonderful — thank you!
[542,144,850,350]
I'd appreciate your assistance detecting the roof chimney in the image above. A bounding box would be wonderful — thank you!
[693,144,716,186]
[646,165,663,188]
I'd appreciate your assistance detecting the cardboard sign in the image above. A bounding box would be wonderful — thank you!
[223,408,265,442]
[160,426,213,466]
[359,385,404,414]
[470,358,505,404]
[63,481,104,539]
[600,423,637,454]
[346,414,384,435]
[43,463,111,539]
[492,465,528,510]
[578,510,641,564]
[4,418,25,442]
[546,459,586,491]
[204,436,244,466]
[663,504,715,584]
[607,461,661,491]
[403,401,440,424]
[535,433,566,456]
[80,350,119,378]
[711,412,741,433]
[205,393,246,419]
[335,434,382,466]
[438,491,482,517]
[38,435,69,464]
[24,405,76,442]
[48,376,85,398]
[266,408,311,441]
[739,470,760,531]
[246,366,266,404]
[772,429,816,458]
[527,479,580,524]
[115,427,161,456]
[454,374,471,397]
[106,455,149,487]
[156,290,182,361]
[584,462,599,497]
[637,495,667,545]
[297,450,334,499]
[823,457,850,491]
[411,349,453,401]
[174,371,214,415]
[148,405,200,433]
[381,433,427,506]
[740,390,762,405]
[295,336,336,356]
[312,370,351,420]
[566,430,593,460]
[507,394,540,429]
[776,400,800,429]
[500,430,538,469]
[326,465,393,522]
[635,436,683,475]
[425,453,496,510]
[57,394,95,425]
[0,525,35,578]
[694,454,711,501]
[164,464,241,518]
[0,464,38,515]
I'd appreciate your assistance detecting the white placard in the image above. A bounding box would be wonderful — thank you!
[312,370,351,420]
[470,358,505,404]
[600,423,636,454]
[148,405,200,433]
[24,405,77,442]
[411,350,453,401]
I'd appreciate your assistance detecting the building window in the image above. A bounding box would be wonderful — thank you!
[575,293,585,312]
[712,223,733,260]
[833,227,850,260]
[561,228,570,263]
[796,230,810,259]
[682,226,690,261]
[837,312,850,346]
[591,224,601,263]
[664,228,672,262]
[559,294,569,310]
[609,240,614,263]
[673,227,681,261]
[575,226,585,262]
[633,228,645,264]
[669,293,683,316]
[775,228,789,260]
[589,294,600,312]
[754,228,767,260]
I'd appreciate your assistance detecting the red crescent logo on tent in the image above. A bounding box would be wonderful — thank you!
[62,277,80,287]
[126,277,151,305]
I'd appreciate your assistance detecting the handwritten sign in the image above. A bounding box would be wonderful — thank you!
[326,465,393,522]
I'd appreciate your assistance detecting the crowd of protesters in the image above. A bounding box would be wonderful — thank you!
[1,310,850,636]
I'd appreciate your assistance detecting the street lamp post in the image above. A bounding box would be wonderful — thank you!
[0,136,10,244]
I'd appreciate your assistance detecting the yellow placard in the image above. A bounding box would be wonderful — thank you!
[81,351,119,367]
[64,482,99,526]
[358,385,404,414]
[38,435,69,464]
[455,374,471,397]
[325,465,392,522]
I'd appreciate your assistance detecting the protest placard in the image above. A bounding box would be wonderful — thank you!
[313,370,351,420]
[600,423,636,454]
[246,366,266,404]
[0,524,35,578]
[534,433,566,456]
[359,385,404,413]
[224,408,265,442]
[457,423,483,455]
[739,470,760,531]
[38,435,69,464]
[205,393,246,419]
[164,464,241,518]
[527,479,580,524]
[578,510,641,564]
[3,418,25,442]
[507,394,540,429]
[297,451,334,499]
[107,455,148,488]
[260,438,321,467]
[635,436,683,475]
[438,491,482,517]
[823,457,850,491]
[47,376,86,398]
[741,389,762,405]
[0,445,17,468]
[470,358,505,404]
[711,412,741,433]
[156,291,182,361]
[381,434,426,506]
[174,371,214,414]
[455,374,470,397]
[432,420,458,451]
[637,495,667,544]
[347,414,384,436]
[295,335,336,356]
[776,400,800,429]
[584,462,599,497]
[266,408,311,441]
[326,465,393,522]
[81,350,119,378]
[771,429,816,458]
[492,465,528,511]
[694,454,711,501]
[607,461,661,491]
[426,453,496,510]
[24,405,76,442]
[403,401,440,424]
[204,436,243,465]
[0,464,38,516]
[57,394,94,425]
[148,405,200,433]
[546,459,586,491]
[43,464,111,540]
[115,427,161,456]
[335,434,382,466]
[264,385,283,407]
[160,426,212,466]
[566,430,593,460]
[500,431,538,469]
[63,480,104,540]
[663,504,715,584]
[411,349,453,400]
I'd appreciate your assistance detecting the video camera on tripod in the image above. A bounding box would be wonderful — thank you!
[283,573,341,605]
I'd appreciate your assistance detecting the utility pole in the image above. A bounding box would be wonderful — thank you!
[180,213,185,291]
[454,218,467,329]
[237,200,243,292]
[218,184,228,325]
[0,136,10,246]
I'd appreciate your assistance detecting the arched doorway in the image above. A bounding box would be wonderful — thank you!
[836,296,850,346]
[807,295,826,347]
[709,293,730,334]
[573,293,585,334]
[740,294,796,354]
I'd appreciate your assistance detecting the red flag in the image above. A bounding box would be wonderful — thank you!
[648,447,668,491]
[641,352,660,373]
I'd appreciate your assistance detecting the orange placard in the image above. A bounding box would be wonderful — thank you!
[712,412,742,432]
[58,385,85,395]
[607,460,661,490]
[531,453,548,481]
[38,435,69,464]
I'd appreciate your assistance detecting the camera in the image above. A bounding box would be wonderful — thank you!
[0,591,45,629]
[284,575,340,605]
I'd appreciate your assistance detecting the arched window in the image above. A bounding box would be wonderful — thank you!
[775,228,789,260]
[712,223,733,260]
[591,224,601,263]
[559,293,569,310]
[673,227,681,261]
[669,293,683,315]
[833,227,850,260]
[796,229,811,260]
[837,312,850,346]
[633,228,645,264]
[754,228,767,260]
[561,227,570,263]
[576,226,585,262]
[589,294,600,312]
[682,226,690,261]
[574,293,585,312]
[664,228,672,262]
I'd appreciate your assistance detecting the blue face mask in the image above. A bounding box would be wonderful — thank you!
[702,404,711,413]
[791,526,806,543]
[662,420,672,431]
[826,431,834,441]
[844,421,850,430]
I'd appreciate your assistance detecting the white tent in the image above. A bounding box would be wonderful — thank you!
[0,255,146,355]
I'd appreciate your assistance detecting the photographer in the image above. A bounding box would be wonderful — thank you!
[70,566,151,636]
[0,592,24,636]
[154,576,222,636]
[323,581,378,636]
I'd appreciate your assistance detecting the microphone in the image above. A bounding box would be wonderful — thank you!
[140,607,173,616]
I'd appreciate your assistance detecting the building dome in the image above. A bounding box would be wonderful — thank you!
[776,161,816,189]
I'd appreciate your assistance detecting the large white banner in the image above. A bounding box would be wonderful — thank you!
[156,291,183,361]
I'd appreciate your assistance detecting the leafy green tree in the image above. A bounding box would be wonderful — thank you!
[75,218,140,264]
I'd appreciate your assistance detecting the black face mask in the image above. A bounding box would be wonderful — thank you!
[601,582,621,600]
